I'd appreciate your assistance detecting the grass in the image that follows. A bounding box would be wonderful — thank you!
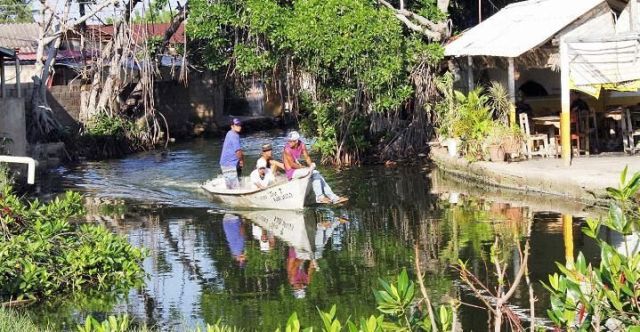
[0,308,51,332]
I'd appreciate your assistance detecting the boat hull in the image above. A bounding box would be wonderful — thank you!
[201,169,313,210]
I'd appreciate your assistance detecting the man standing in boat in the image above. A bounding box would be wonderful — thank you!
[283,131,348,204]
[220,118,244,188]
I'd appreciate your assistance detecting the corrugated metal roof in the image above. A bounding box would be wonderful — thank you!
[444,0,606,57]
[0,23,39,54]
[87,23,186,45]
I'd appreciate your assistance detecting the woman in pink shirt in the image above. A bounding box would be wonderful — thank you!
[283,131,348,204]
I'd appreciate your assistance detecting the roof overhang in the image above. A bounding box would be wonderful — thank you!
[444,0,607,58]
[0,46,15,59]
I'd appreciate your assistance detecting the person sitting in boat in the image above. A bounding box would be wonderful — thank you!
[250,158,275,189]
[283,131,348,205]
[259,143,285,174]
[219,118,244,189]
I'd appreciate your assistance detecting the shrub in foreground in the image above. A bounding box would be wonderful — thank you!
[0,186,147,302]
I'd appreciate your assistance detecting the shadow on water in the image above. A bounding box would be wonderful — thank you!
[26,131,626,331]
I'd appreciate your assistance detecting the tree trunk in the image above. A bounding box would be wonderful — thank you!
[79,0,188,151]
[30,0,119,140]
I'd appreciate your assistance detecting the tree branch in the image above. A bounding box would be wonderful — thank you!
[377,0,448,41]
[43,0,119,45]
[158,2,187,54]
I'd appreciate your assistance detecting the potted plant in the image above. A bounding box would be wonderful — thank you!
[501,126,524,158]
[484,126,509,162]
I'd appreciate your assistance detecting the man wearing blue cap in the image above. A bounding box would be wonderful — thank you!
[220,118,244,188]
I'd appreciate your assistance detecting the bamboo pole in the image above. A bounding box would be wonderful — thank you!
[560,39,571,166]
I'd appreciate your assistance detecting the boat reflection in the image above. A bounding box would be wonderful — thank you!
[239,209,349,299]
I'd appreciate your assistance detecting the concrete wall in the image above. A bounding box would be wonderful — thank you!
[0,97,27,156]
[2,68,228,137]
[155,70,225,136]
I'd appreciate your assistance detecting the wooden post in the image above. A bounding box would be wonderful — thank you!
[0,57,5,98]
[562,214,574,268]
[15,53,21,98]
[508,57,516,126]
[467,56,474,91]
[560,39,572,166]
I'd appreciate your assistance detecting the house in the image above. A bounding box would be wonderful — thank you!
[444,0,640,165]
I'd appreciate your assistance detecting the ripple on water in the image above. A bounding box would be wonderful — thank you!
[30,131,603,331]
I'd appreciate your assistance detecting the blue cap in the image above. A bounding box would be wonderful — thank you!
[232,118,242,126]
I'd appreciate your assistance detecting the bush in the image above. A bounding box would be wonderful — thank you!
[0,185,147,302]
[545,167,640,330]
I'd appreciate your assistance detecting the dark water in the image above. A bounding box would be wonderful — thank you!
[30,130,609,331]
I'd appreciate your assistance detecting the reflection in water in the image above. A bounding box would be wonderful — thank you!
[223,214,247,267]
[238,209,348,300]
[29,133,610,331]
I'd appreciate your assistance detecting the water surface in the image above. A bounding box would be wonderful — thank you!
[32,130,608,331]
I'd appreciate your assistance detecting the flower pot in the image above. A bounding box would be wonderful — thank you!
[488,145,505,162]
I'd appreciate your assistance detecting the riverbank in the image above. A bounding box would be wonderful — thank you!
[430,147,640,204]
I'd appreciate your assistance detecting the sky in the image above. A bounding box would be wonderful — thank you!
[29,0,184,25]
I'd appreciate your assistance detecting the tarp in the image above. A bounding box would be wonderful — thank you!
[444,0,605,57]
[568,6,640,98]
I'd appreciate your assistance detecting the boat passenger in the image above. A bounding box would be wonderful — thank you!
[219,118,244,189]
[287,247,316,299]
[250,158,275,189]
[283,131,348,205]
[259,143,285,174]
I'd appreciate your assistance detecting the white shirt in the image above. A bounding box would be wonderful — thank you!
[250,169,275,189]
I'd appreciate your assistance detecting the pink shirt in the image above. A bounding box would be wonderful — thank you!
[284,140,305,180]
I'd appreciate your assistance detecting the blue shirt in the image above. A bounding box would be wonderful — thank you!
[220,130,241,167]
[222,214,244,257]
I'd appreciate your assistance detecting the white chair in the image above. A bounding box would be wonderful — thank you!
[519,113,549,159]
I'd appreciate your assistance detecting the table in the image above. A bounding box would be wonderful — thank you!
[531,115,560,129]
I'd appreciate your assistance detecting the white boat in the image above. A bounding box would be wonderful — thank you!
[240,210,313,257]
[201,167,314,210]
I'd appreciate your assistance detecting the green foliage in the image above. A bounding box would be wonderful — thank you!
[86,112,135,139]
[0,163,12,189]
[545,169,640,330]
[435,83,521,161]
[0,0,33,23]
[0,308,51,332]
[0,186,147,302]
[189,0,445,163]
[486,81,510,126]
[450,88,493,161]
[77,315,135,332]
[132,0,173,24]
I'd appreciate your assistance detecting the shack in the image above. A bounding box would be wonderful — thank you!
[445,0,640,165]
